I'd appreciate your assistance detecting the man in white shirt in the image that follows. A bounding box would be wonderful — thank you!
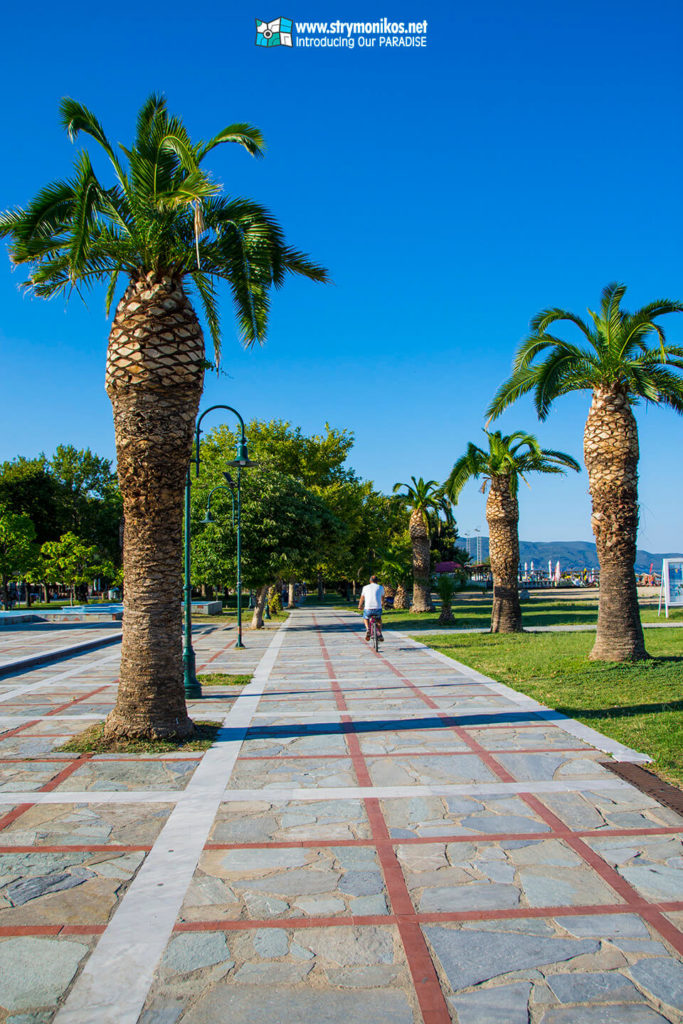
[358,574,385,641]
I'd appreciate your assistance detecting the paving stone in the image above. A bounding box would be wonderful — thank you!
[138,1005,183,1024]
[289,941,315,960]
[423,926,599,990]
[0,937,89,1011]
[221,848,309,872]
[243,868,340,896]
[630,957,683,1010]
[612,939,668,954]
[90,852,144,880]
[243,892,290,917]
[326,965,403,987]
[232,961,313,985]
[331,846,378,870]
[305,926,395,965]
[462,918,555,935]
[338,870,384,897]
[351,894,389,915]
[163,932,232,973]
[449,981,531,1024]
[556,914,650,938]
[252,928,289,958]
[462,813,548,834]
[7,1013,53,1024]
[619,865,683,901]
[293,894,345,916]
[182,986,415,1024]
[419,882,520,912]
[6,866,95,906]
[517,870,611,907]
[539,1006,670,1023]
[547,971,645,1003]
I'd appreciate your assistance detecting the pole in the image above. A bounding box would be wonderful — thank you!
[183,468,201,697]
[236,465,244,647]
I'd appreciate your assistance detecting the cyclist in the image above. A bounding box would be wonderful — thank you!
[358,574,385,642]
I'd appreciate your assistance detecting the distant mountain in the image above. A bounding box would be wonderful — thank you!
[465,537,682,573]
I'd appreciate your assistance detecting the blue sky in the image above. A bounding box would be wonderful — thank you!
[1,0,682,550]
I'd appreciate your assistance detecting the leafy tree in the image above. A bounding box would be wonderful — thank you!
[392,477,442,612]
[0,510,38,609]
[49,446,122,559]
[487,283,683,660]
[191,467,340,625]
[446,431,579,632]
[39,532,108,605]
[0,457,60,545]
[0,95,327,740]
[198,420,388,595]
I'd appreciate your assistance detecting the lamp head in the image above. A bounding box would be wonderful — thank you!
[227,438,257,469]
[201,509,216,525]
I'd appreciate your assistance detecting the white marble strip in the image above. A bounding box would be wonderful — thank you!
[400,634,653,763]
[0,651,121,706]
[0,776,631,807]
[53,618,290,1024]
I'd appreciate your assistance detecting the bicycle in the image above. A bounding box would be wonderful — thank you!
[367,612,381,653]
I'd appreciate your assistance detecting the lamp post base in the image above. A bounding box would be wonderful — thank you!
[183,647,202,698]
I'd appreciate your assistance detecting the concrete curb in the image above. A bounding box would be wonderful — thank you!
[0,631,123,678]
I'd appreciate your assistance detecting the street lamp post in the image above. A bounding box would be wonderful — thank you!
[183,404,255,698]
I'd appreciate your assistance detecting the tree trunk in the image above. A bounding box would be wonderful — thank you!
[487,476,522,633]
[438,600,454,625]
[409,509,433,612]
[251,584,269,629]
[584,388,646,661]
[394,583,409,609]
[317,569,324,600]
[288,582,295,606]
[103,274,204,740]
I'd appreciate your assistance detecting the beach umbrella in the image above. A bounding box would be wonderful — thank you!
[548,559,552,579]
[555,560,561,583]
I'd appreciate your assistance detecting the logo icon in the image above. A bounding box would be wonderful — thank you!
[255,17,293,47]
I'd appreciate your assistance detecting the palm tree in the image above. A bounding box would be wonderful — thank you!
[446,431,579,633]
[392,477,441,612]
[487,283,683,659]
[0,96,327,738]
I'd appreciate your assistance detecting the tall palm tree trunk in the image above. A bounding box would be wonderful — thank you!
[103,274,204,740]
[584,388,646,661]
[409,509,433,612]
[486,476,522,633]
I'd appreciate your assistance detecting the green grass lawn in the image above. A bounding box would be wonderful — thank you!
[198,673,252,686]
[58,721,222,754]
[418,629,683,787]
[379,597,682,631]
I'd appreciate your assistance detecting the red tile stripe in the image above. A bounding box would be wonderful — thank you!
[313,616,452,1024]
[331,611,683,956]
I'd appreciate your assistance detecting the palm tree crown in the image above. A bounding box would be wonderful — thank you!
[0,95,328,358]
[392,476,441,518]
[487,283,683,420]
[446,430,580,500]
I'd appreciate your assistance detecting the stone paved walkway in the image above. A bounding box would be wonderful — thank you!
[0,623,123,671]
[0,607,681,1023]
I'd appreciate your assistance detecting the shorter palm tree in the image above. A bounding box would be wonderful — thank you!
[392,477,441,612]
[445,431,579,632]
[487,283,683,660]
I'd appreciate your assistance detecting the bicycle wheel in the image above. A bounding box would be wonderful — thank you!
[373,617,380,653]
